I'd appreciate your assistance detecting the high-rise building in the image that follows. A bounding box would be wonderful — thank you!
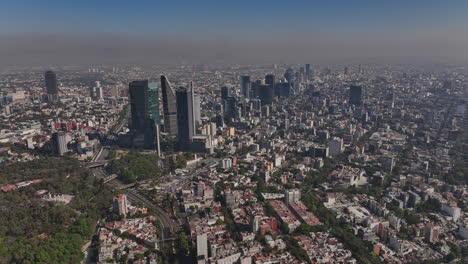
[196,233,208,264]
[251,215,261,233]
[129,80,150,132]
[349,85,362,105]
[176,84,196,151]
[276,82,291,97]
[265,74,275,97]
[194,93,201,126]
[161,76,178,135]
[97,86,103,100]
[221,86,231,101]
[89,86,96,99]
[240,76,251,98]
[329,137,344,156]
[381,156,394,172]
[305,64,311,80]
[285,189,301,204]
[259,84,273,105]
[215,115,224,128]
[113,194,128,217]
[424,223,439,243]
[53,132,68,156]
[284,68,294,84]
[344,66,349,75]
[224,96,238,122]
[251,98,262,111]
[129,80,159,148]
[148,82,160,126]
[44,71,58,101]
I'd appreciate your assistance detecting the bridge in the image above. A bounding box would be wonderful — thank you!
[86,161,108,168]
[103,174,118,183]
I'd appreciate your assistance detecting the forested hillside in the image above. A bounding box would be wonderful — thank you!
[0,157,114,263]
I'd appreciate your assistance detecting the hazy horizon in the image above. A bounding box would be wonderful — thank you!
[1,0,468,67]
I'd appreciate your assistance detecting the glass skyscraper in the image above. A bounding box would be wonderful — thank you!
[148,82,160,126]
[129,80,160,148]
[161,76,178,135]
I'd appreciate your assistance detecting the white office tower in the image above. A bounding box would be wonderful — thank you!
[97,86,103,100]
[112,194,128,217]
[329,137,344,156]
[285,189,301,204]
[197,233,208,264]
[194,93,201,126]
[381,156,395,172]
[54,132,68,156]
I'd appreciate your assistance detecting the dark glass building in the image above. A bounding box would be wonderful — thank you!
[45,71,58,101]
[221,86,231,101]
[276,82,291,97]
[240,76,251,98]
[259,84,273,105]
[224,96,238,122]
[349,85,362,105]
[129,80,159,148]
[265,74,275,97]
[284,68,294,84]
[176,84,196,151]
[161,76,178,135]
[148,82,160,126]
[305,64,311,80]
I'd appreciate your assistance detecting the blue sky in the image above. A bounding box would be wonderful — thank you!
[1,0,467,66]
[1,0,466,36]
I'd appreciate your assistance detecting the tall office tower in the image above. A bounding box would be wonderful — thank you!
[251,215,261,233]
[196,233,208,264]
[97,87,103,100]
[381,156,395,172]
[194,93,201,126]
[349,85,363,105]
[265,74,276,97]
[44,71,58,101]
[215,115,224,128]
[224,96,238,122]
[358,64,362,74]
[148,82,160,126]
[221,86,231,100]
[251,98,262,111]
[110,85,121,98]
[284,68,294,83]
[278,82,291,97]
[424,223,440,243]
[161,75,178,135]
[113,194,128,217]
[53,132,68,156]
[176,83,196,151]
[344,66,349,75]
[329,137,344,156]
[285,189,301,204]
[148,82,161,154]
[305,64,311,80]
[240,76,251,98]
[259,84,273,105]
[129,80,159,148]
[129,80,149,132]
[89,86,96,99]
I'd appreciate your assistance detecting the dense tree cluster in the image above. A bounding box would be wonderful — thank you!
[107,151,161,183]
[301,191,382,264]
[0,157,114,263]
